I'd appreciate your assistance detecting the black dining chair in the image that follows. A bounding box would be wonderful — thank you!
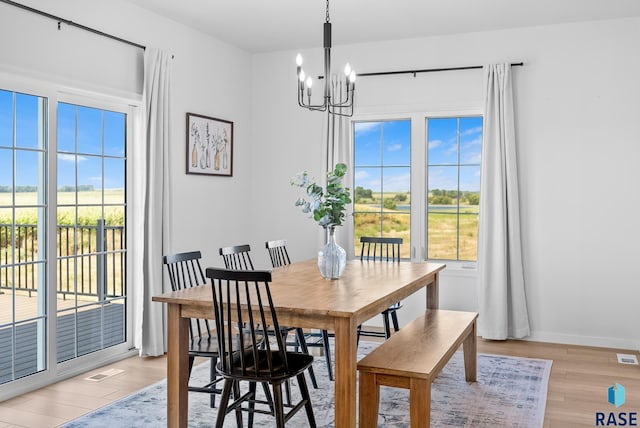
[163,250,222,408]
[357,236,404,341]
[221,243,318,397]
[266,239,334,382]
[219,244,254,270]
[206,268,317,428]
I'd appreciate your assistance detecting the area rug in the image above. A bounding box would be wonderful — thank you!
[64,342,551,427]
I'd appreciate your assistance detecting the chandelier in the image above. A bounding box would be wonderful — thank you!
[296,0,356,117]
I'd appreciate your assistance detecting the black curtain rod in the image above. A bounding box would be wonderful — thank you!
[0,0,145,50]
[319,62,523,79]
[359,62,524,78]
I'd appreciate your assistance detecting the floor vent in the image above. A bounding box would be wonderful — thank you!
[616,353,639,365]
[85,368,125,381]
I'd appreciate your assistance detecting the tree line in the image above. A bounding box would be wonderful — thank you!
[354,186,479,209]
[0,185,95,193]
[430,189,479,205]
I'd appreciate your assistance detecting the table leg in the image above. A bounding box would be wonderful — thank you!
[463,320,478,382]
[167,303,189,428]
[333,317,357,427]
[426,272,440,309]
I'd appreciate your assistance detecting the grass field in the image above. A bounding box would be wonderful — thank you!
[0,190,125,226]
[1,190,126,296]
[354,198,478,261]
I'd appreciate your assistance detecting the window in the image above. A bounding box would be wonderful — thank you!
[427,117,482,261]
[352,114,482,262]
[353,120,411,258]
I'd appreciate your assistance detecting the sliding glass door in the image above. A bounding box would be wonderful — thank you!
[0,85,133,394]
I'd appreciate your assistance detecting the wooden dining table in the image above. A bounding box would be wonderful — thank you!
[152,258,446,427]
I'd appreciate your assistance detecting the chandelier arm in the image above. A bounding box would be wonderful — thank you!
[309,105,329,112]
[328,105,354,117]
[298,87,329,110]
[299,98,329,110]
[299,99,329,111]
[329,100,352,108]
[299,102,329,111]
[328,87,353,107]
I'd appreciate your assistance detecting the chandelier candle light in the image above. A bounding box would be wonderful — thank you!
[296,0,356,117]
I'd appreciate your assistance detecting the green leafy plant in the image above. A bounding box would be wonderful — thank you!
[291,163,352,228]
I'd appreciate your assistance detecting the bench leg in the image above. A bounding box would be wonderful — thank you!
[409,378,430,428]
[462,320,477,382]
[358,372,379,428]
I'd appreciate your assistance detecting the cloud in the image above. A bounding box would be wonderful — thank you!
[58,153,87,162]
[357,177,381,190]
[354,170,369,180]
[355,169,381,190]
[354,122,379,136]
[461,126,482,137]
[461,136,482,163]
[428,139,443,150]
[387,143,402,152]
[428,168,458,190]
[463,136,482,147]
[384,172,410,192]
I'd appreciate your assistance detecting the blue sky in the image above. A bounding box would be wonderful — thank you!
[353,117,482,193]
[428,116,482,192]
[0,90,125,192]
[354,120,411,193]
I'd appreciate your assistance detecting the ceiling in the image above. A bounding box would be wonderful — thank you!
[125,0,640,53]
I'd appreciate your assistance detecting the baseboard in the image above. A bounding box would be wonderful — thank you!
[520,331,639,352]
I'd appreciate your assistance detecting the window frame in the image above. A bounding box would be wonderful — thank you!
[426,115,483,264]
[351,118,412,260]
[349,108,482,270]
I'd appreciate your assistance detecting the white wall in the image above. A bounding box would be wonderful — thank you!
[251,18,640,350]
[0,0,253,271]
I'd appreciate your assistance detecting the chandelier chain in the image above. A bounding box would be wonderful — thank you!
[326,0,330,23]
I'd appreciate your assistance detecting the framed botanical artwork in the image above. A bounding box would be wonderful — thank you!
[186,113,233,176]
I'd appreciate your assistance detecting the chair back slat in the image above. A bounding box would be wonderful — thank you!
[219,244,254,270]
[265,239,291,268]
[359,236,403,262]
[163,251,214,342]
[206,268,288,378]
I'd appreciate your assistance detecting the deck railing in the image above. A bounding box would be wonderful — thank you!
[0,220,125,299]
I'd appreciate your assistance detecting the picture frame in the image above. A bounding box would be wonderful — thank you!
[186,112,233,176]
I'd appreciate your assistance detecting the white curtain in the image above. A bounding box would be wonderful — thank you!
[321,110,353,251]
[133,48,173,356]
[477,64,530,340]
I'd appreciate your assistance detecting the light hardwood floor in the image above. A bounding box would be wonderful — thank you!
[0,337,638,427]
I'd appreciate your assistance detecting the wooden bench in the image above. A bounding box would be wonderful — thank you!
[357,309,478,428]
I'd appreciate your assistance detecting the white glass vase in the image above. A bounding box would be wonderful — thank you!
[318,226,346,279]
